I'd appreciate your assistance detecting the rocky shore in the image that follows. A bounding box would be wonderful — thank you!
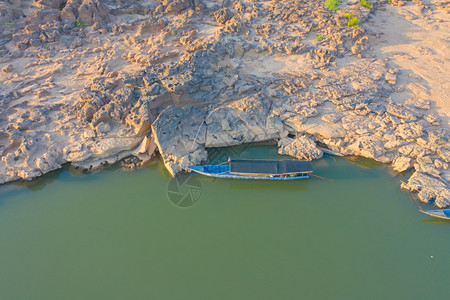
[0,0,449,207]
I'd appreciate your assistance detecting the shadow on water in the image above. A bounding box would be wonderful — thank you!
[418,217,450,225]
[195,175,310,192]
[0,166,65,208]
[12,166,65,191]
[0,156,167,198]
[10,161,124,192]
[344,156,383,170]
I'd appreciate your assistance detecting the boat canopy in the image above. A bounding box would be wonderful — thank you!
[230,159,312,175]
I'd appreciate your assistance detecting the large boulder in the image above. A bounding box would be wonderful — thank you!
[345,136,392,163]
[163,0,192,14]
[152,105,207,176]
[205,96,285,147]
[395,122,424,140]
[278,136,323,161]
[392,156,414,173]
[401,172,450,208]
[61,0,109,25]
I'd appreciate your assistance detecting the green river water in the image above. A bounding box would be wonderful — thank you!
[0,145,449,299]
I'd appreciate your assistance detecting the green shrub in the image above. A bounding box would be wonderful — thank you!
[5,22,14,26]
[74,20,85,28]
[359,0,373,9]
[325,0,342,11]
[315,35,324,41]
[345,13,360,28]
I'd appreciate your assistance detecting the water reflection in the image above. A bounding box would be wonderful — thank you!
[345,156,383,169]
[418,217,450,225]
[12,167,64,191]
[195,175,311,193]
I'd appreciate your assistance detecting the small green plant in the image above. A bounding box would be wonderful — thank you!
[345,13,360,28]
[74,20,85,28]
[325,0,342,11]
[315,35,324,41]
[359,0,373,9]
[5,22,15,26]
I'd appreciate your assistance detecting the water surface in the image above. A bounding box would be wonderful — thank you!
[0,145,448,299]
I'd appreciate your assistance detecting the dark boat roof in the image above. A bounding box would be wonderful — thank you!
[230,159,312,175]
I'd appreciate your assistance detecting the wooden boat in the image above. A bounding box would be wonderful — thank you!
[188,159,312,180]
[420,209,450,220]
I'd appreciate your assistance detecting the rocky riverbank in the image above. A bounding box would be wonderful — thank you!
[0,0,449,207]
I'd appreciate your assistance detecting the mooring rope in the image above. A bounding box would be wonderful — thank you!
[401,181,425,211]
[190,107,219,151]
[310,173,334,182]
[409,190,424,211]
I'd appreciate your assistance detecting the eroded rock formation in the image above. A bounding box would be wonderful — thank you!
[0,0,448,207]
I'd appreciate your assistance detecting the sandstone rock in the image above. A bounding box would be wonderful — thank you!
[404,98,430,110]
[278,136,323,161]
[70,37,83,48]
[342,115,374,135]
[414,156,441,177]
[95,121,111,135]
[63,143,91,162]
[206,96,283,147]
[392,156,414,173]
[223,75,239,87]
[125,101,154,135]
[61,0,109,25]
[437,147,450,163]
[37,89,51,98]
[346,136,391,163]
[402,171,450,208]
[386,103,415,120]
[132,135,156,158]
[395,122,424,140]
[385,72,397,85]
[425,114,440,125]
[152,105,207,176]
[321,113,343,124]
[89,137,142,159]
[398,143,430,158]
[164,0,192,14]
[91,109,111,127]
[213,7,234,25]
[434,159,448,170]
[2,64,13,73]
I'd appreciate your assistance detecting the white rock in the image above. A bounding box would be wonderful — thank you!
[392,156,413,172]
[278,136,323,161]
[401,171,450,208]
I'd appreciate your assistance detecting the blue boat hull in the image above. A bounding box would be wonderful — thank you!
[187,165,309,180]
[420,209,450,220]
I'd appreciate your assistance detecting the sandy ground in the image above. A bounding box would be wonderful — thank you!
[370,1,450,125]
